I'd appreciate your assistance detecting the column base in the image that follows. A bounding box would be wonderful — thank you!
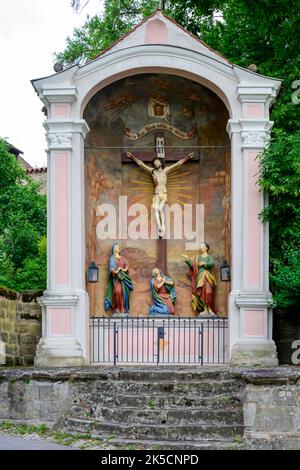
[34,337,86,367]
[0,340,5,365]
[230,339,278,367]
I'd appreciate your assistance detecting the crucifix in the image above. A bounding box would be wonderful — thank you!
[122,133,198,274]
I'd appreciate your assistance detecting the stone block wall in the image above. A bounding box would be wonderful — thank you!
[0,289,42,366]
[238,367,300,449]
[0,367,299,449]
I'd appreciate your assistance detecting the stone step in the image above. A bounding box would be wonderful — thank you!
[86,392,242,410]
[109,437,244,451]
[87,406,243,425]
[110,367,234,382]
[93,379,242,397]
[63,418,244,441]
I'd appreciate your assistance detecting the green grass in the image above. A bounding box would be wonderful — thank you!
[52,431,93,445]
[0,421,108,449]
[148,399,157,409]
[234,435,244,445]
[0,421,15,431]
[0,421,47,435]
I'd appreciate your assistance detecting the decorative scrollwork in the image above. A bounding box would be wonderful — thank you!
[47,132,72,148]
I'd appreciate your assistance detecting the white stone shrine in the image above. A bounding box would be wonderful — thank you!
[32,10,281,367]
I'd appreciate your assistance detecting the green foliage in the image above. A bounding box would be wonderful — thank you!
[60,0,300,308]
[0,420,108,449]
[148,399,157,409]
[56,0,160,66]
[0,421,48,436]
[0,140,25,189]
[14,236,47,291]
[0,138,47,292]
[259,131,300,308]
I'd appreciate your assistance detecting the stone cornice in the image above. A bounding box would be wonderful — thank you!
[232,367,300,385]
[37,294,79,307]
[237,84,279,104]
[39,86,78,106]
[44,119,90,134]
[235,291,274,309]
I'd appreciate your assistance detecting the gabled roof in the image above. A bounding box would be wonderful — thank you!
[31,8,281,110]
[90,9,231,66]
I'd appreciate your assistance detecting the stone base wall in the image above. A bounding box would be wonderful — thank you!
[0,366,299,449]
[238,367,300,449]
[0,289,42,366]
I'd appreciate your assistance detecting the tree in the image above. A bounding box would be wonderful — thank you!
[194,0,300,309]
[14,236,47,292]
[259,131,300,308]
[57,0,160,66]
[0,139,47,291]
[58,0,300,308]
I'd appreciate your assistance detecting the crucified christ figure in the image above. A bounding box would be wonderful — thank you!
[126,151,194,237]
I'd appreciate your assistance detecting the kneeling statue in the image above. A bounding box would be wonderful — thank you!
[149,268,176,315]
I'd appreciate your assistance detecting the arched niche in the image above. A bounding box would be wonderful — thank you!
[83,72,231,317]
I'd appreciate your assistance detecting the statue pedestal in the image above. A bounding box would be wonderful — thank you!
[111,313,130,319]
[198,313,218,318]
[149,314,173,319]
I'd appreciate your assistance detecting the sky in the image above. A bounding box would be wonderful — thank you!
[0,0,103,167]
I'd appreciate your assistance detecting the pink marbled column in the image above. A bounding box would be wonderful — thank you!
[247,149,261,287]
[244,103,264,118]
[50,308,72,335]
[53,151,69,285]
[244,309,265,336]
[51,103,70,119]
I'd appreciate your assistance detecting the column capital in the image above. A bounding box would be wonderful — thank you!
[227,118,273,149]
[44,119,90,150]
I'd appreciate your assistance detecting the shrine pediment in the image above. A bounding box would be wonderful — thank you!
[92,10,230,66]
[32,9,281,121]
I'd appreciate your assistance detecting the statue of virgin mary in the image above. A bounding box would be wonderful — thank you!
[104,243,133,314]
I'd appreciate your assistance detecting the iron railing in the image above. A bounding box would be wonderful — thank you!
[90,316,228,365]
